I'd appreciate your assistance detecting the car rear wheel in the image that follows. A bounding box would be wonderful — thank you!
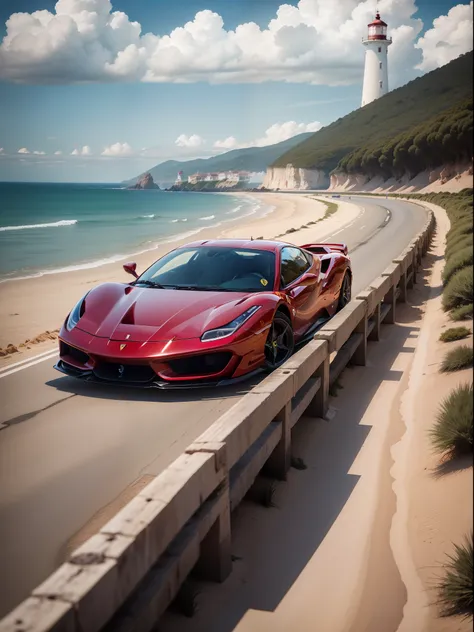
[264,312,295,371]
[337,272,352,311]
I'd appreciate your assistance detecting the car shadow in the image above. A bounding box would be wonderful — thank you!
[45,373,263,403]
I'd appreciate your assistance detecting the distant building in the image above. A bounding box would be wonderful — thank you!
[187,170,252,184]
[361,11,392,107]
[187,173,206,184]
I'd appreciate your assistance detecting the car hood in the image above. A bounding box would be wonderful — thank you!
[77,283,260,342]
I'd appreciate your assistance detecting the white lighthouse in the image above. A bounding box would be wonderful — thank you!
[361,11,392,107]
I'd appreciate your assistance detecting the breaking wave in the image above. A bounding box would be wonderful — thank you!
[0,219,78,232]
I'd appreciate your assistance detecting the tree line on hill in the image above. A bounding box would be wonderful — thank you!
[337,98,473,179]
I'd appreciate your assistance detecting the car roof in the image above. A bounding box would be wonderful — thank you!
[178,239,293,252]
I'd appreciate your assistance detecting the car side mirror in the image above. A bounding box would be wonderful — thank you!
[123,262,138,278]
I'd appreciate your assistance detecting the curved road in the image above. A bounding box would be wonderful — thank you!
[0,196,427,618]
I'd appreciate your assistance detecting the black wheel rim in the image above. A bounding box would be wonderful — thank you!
[264,318,293,367]
[341,276,351,306]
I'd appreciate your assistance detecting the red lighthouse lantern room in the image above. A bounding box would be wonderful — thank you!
[367,12,388,40]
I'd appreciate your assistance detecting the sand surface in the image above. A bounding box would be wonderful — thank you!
[159,201,472,632]
[0,193,358,354]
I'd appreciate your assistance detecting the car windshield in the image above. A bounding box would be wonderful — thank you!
[136,246,275,292]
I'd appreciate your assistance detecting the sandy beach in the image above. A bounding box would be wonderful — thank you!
[0,192,359,355]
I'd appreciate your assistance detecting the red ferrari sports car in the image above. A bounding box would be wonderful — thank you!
[55,239,351,388]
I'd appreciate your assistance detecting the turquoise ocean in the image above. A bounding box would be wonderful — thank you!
[0,183,269,282]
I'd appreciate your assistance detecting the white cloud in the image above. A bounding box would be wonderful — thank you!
[415,2,473,71]
[18,147,29,154]
[2,0,470,86]
[175,134,205,148]
[213,120,322,151]
[254,120,322,146]
[101,141,133,156]
[213,136,239,150]
[33,150,46,155]
[54,150,62,155]
[71,145,92,156]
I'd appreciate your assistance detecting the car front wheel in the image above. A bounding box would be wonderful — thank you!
[337,272,352,311]
[264,312,295,371]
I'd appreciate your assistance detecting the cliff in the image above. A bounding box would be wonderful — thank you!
[262,165,329,190]
[127,173,160,190]
[329,162,473,194]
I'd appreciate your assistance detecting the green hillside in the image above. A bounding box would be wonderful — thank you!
[126,132,313,185]
[272,51,473,172]
[338,98,473,178]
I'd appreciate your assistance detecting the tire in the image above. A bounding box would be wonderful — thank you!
[264,312,295,372]
[337,272,352,311]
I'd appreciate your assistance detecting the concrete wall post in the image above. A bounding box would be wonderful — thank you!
[399,271,408,303]
[352,314,368,365]
[195,479,232,582]
[383,285,396,324]
[265,401,292,481]
[369,303,381,341]
[307,354,329,418]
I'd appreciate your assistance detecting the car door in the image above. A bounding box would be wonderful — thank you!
[280,247,321,337]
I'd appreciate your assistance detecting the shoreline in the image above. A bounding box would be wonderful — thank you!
[0,192,265,285]
[0,192,359,354]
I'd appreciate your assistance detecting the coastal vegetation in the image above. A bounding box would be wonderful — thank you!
[436,532,473,619]
[380,189,473,321]
[272,51,472,173]
[429,382,473,458]
[439,327,471,343]
[440,346,473,372]
[337,98,472,179]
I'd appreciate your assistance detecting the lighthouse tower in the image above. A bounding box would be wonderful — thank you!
[361,11,392,107]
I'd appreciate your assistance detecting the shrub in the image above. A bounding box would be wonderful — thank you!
[443,246,473,285]
[450,304,474,321]
[430,382,473,457]
[446,235,473,260]
[436,532,473,618]
[442,266,473,311]
[440,345,473,372]
[439,327,471,342]
[446,222,473,245]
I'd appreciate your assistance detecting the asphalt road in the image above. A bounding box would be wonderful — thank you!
[0,196,428,619]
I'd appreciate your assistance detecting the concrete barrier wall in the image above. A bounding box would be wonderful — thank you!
[0,210,436,632]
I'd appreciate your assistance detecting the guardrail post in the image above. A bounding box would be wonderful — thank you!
[352,313,368,365]
[195,478,232,582]
[407,263,415,289]
[306,354,329,418]
[369,303,381,341]
[383,285,396,324]
[265,401,292,480]
[416,241,423,266]
[398,271,407,303]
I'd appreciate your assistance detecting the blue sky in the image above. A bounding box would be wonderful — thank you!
[0,0,472,183]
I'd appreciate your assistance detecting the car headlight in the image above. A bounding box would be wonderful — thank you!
[201,306,261,342]
[65,294,88,331]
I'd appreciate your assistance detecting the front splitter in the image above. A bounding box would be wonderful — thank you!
[54,360,264,390]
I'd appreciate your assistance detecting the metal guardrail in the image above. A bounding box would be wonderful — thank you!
[0,211,435,632]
